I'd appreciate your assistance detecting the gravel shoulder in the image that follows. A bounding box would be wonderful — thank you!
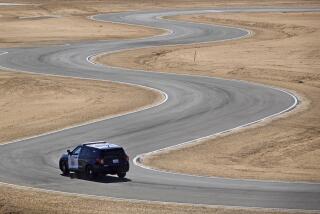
[97,11,320,182]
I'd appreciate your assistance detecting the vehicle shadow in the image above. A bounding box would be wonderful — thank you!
[60,173,131,183]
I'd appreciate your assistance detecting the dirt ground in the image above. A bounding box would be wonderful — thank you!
[98,12,320,182]
[0,70,161,143]
[0,2,162,47]
[1,0,319,48]
[0,183,310,214]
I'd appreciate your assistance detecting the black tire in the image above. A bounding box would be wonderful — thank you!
[85,165,96,180]
[117,172,126,179]
[60,161,69,175]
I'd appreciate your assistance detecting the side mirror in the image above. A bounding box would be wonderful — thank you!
[67,150,71,155]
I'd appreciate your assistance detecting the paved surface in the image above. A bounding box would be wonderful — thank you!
[1,8,320,210]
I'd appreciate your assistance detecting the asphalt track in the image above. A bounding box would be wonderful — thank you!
[1,7,320,211]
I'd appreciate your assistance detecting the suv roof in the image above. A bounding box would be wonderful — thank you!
[83,141,122,150]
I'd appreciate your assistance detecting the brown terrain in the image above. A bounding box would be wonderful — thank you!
[0,1,163,47]
[4,0,310,48]
[0,70,161,143]
[1,184,306,214]
[1,0,320,213]
[98,12,320,182]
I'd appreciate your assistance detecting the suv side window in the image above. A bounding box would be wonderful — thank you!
[88,148,98,159]
[79,147,91,159]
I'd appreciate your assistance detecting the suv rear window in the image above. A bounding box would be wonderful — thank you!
[102,148,125,158]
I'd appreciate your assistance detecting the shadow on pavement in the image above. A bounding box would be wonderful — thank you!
[60,173,131,183]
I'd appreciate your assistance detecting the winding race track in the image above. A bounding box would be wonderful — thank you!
[1,8,320,211]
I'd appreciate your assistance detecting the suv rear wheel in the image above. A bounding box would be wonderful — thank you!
[85,165,96,180]
[117,172,126,178]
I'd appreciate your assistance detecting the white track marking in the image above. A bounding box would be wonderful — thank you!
[88,14,174,41]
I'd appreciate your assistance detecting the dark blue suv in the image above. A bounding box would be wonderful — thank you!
[59,141,129,179]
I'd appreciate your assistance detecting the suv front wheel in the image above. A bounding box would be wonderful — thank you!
[60,161,69,175]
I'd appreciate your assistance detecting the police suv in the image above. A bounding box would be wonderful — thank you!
[59,141,129,179]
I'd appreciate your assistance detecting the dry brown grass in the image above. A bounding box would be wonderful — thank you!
[98,12,320,182]
[0,70,161,143]
[8,0,313,47]
[0,3,163,47]
[0,183,306,214]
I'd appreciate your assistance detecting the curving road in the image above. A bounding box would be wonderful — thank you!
[1,8,320,211]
